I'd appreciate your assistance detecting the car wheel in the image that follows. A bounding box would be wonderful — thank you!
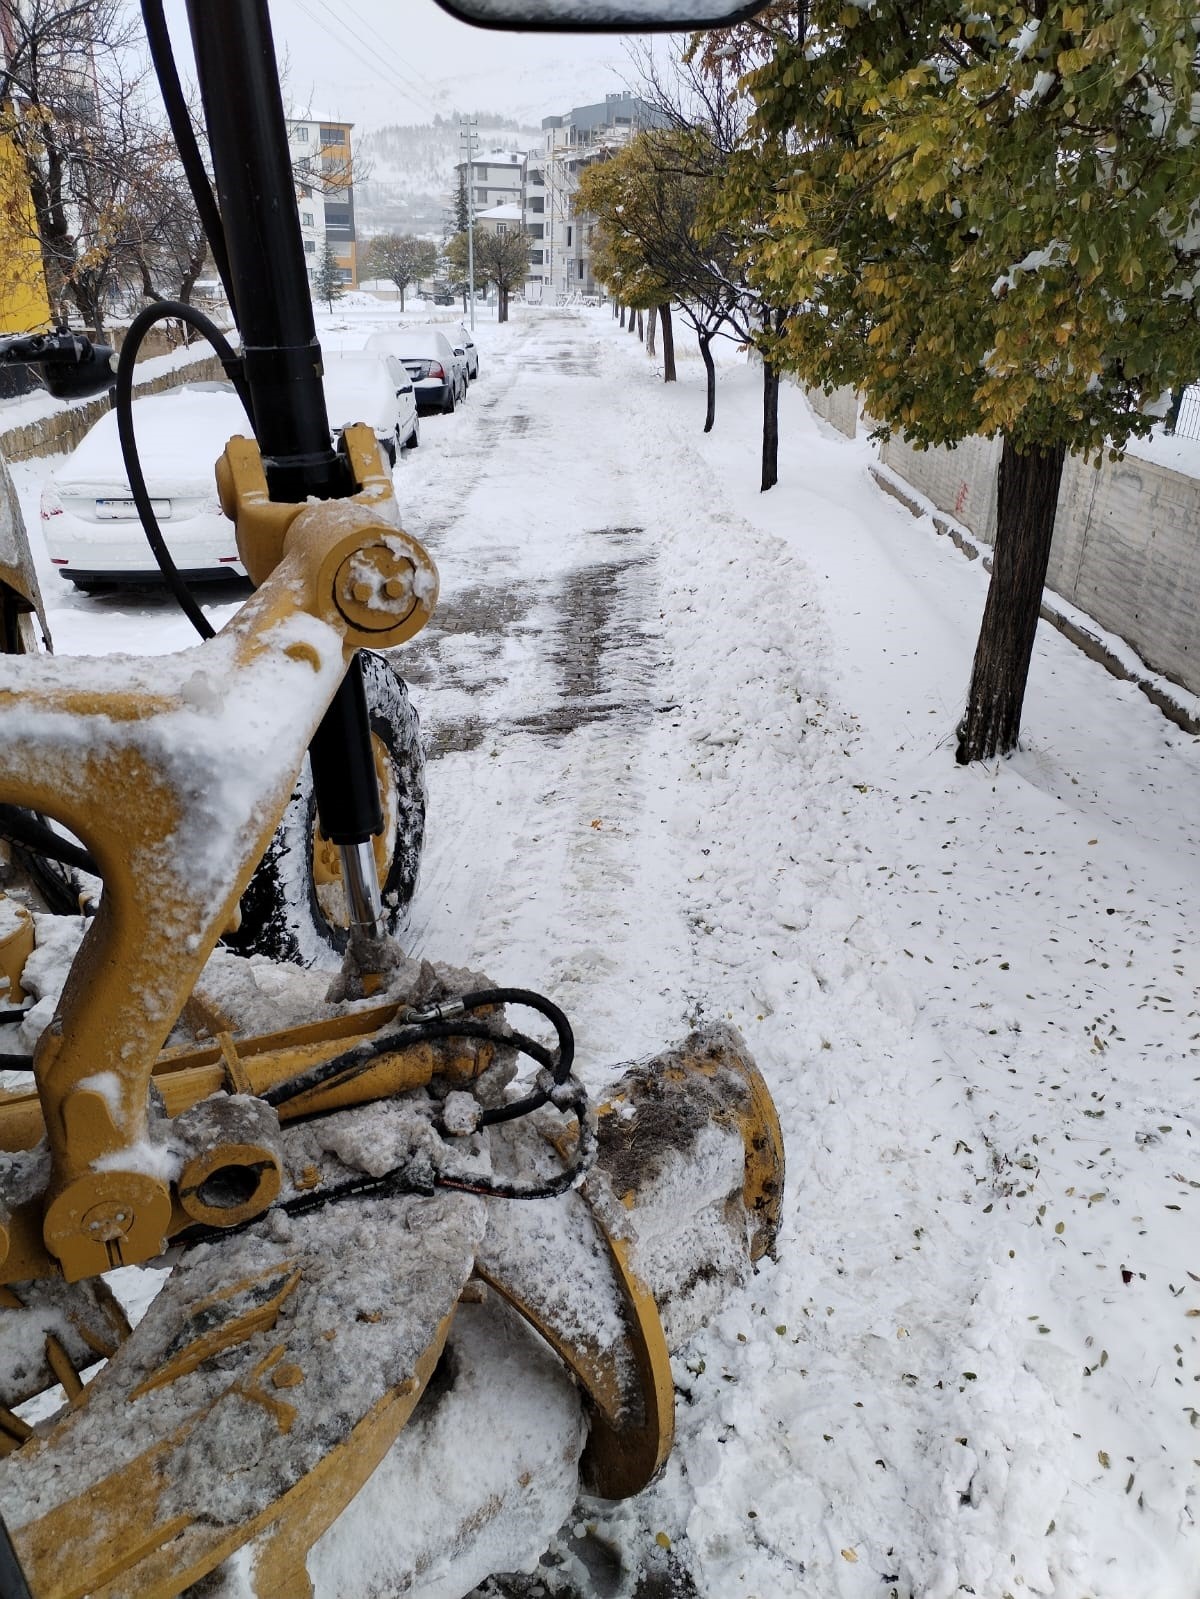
[69,576,115,594]
[224,651,426,969]
[382,434,397,467]
[442,389,456,414]
[406,418,420,450]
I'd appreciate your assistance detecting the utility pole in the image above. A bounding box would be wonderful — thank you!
[459,117,478,331]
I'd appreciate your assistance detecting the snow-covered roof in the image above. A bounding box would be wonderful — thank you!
[478,203,522,221]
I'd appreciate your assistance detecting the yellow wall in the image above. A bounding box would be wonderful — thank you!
[0,130,51,334]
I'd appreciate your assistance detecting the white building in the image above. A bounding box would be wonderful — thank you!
[450,96,665,303]
[541,94,666,301]
[287,115,358,290]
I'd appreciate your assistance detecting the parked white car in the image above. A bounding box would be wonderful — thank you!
[455,322,479,380]
[322,350,419,464]
[40,383,247,592]
[364,328,467,414]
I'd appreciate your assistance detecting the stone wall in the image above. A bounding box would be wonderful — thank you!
[804,384,858,439]
[0,354,226,464]
[875,428,1200,701]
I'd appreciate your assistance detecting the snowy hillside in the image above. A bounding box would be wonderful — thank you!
[356,118,540,237]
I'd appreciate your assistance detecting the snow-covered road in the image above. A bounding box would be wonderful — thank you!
[11,306,1200,1598]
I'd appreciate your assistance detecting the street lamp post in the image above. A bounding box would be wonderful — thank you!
[459,118,478,331]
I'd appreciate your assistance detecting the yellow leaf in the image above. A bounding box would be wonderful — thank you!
[841,1549,859,1562]
[656,1532,671,1549]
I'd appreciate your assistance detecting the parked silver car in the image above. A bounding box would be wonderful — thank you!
[323,350,419,463]
[455,322,479,380]
[364,329,466,415]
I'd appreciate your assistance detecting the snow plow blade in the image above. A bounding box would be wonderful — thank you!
[0,1023,782,1599]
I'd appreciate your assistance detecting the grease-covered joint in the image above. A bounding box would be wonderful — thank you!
[174,1093,283,1230]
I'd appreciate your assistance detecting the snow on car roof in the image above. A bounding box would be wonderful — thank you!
[53,385,248,491]
[366,329,451,357]
[322,354,397,432]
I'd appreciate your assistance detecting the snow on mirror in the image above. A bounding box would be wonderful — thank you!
[432,0,768,29]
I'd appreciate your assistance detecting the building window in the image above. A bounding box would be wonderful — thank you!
[475,188,488,204]
[298,184,312,199]
[304,239,316,254]
[320,126,344,145]
[566,225,572,247]
[527,222,543,239]
[528,196,544,213]
[497,223,507,235]
[336,267,353,282]
[301,211,313,226]
[528,250,543,265]
[526,169,542,186]
[578,260,584,280]
[293,125,309,142]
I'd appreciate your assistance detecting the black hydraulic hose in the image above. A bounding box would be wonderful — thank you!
[262,988,574,1122]
[0,805,99,876]
[114,300,252,641]
[0,1515,34,1599]
[140,0,238,321]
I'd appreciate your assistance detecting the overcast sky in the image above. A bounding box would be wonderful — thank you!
[161,0,671,132]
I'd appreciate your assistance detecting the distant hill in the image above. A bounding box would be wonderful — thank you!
[355,118,541,240]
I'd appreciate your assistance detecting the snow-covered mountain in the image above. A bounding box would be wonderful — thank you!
[355,117,540,238]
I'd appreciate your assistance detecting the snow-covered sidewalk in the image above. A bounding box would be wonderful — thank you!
[9,305,1200,1598]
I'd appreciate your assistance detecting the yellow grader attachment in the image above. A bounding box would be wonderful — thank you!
[0,428,784,1598]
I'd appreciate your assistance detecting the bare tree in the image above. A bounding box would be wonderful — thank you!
[446,227,529,322]
[117,139,209,312]
[363,232,437,310]
[0,0,165,335]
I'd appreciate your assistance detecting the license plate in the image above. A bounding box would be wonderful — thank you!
[95,498,170,520]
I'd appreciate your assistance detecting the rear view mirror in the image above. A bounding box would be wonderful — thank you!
[433,0,767,29]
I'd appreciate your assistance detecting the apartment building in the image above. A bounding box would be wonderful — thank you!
[541,94,667,300]
[288,115,358,290]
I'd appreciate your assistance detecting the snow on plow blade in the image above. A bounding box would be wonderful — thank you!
[0,1024,781,1599]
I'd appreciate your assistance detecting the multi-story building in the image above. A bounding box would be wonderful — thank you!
[541,94,666,301]
[448,95,665,303]
[288,115,358,291]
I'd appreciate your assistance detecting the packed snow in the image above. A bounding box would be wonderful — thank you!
[5,303,1200,1598]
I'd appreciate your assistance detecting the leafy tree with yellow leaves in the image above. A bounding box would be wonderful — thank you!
[703,1,1200,760]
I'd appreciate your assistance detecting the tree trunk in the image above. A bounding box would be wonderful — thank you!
[659,305,675,382]
[636,311,644,341]
[699,332,716,433]
[499,285,509,323]
[955,435,1067,763]
[646,305,657,358]
[619,305,626,328]
[629,308,638,335]
[761,359,780,492]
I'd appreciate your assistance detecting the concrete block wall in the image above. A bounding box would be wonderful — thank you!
[804,384,858,439]
[0,355,226,464]
[877,427,1200,701]
[1051,452,1200,694]
[880,430,1003,546]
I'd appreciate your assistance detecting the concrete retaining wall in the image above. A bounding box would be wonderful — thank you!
[880,430,1003,546]
[878,429,1200,701]
[804,384,858,439]
[0,354,225,464]
[1051,452,1200,694]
